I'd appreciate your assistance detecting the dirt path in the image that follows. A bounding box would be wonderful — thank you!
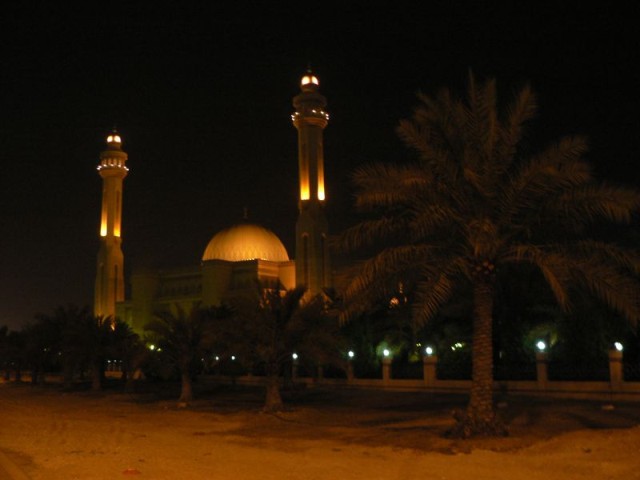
[1,383,640,479]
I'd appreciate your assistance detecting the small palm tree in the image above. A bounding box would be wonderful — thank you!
[340,74,640,437]
[24,314,61,384]
[109,321,146,391]
[0,327,25,382]
[75,314,116,391]
[145,304,218,405]
[225,286,342,412]
[47,304,95,388]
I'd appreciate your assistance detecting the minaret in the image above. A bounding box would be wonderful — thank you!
[94,131,128,319]
[292,71,331,295]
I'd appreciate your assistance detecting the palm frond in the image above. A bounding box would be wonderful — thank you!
[553,184,640,225]
[336,216,407,252]
[407,203,464,242]
[345,245,432,299]
[352,162,429,210]
[497,83,536,166]
[569,260,640,325]
[412,268,457,327]
[574,240,640,275]
[501,136,591,226]
[340,245,433,322]
[506,245,573,311]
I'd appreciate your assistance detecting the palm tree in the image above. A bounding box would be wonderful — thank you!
[24,314,61,384]
[224,287,342,412]
[109,321,146,391]
[78,314,116,391]
[51,304,94,389]
[339,74,640,437]
[144,304,218,405]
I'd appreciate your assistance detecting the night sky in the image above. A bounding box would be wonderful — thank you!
[1,3,638,329]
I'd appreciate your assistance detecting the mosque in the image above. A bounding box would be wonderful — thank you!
[94,72,332,332]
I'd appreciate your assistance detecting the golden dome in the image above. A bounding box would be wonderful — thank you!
[202,223,289,262]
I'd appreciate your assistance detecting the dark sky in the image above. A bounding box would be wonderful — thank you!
[1,2,638,329]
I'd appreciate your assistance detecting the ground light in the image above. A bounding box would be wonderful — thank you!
[292,353,298,360]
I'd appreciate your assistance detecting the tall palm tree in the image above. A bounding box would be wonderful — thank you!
[145,304,218,405]
[339,74,640,437]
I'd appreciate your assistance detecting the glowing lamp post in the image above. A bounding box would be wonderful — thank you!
[422,346,437,387]
[292,352,299,381]
[609,342,624,389]
[346,350,355,382]
[535,340,548,389]
[382,349,392,383]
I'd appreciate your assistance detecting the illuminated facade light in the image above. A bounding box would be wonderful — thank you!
[301,74,319,86]
[300,182,310,201]
[317,162,325,200]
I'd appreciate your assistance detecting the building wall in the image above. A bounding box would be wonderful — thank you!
[118,258,296,334]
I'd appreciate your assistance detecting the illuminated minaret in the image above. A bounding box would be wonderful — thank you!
[292,71,331,295]
[94,131,128,319]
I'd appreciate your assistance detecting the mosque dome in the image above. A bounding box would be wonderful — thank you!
[202,223,290,262]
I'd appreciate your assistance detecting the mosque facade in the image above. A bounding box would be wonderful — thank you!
[94,72,331,332]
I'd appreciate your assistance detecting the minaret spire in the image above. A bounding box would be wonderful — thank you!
[94,130,128,319]
[292,70,331,295]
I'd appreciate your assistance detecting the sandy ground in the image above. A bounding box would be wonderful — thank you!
[1,380,640,479]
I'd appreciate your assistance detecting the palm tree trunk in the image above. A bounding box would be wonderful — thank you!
[62,363,74,390]
[451,281,506,437]
[92,361,103,391]
[264,373,283,412]
[179,368,193,404]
